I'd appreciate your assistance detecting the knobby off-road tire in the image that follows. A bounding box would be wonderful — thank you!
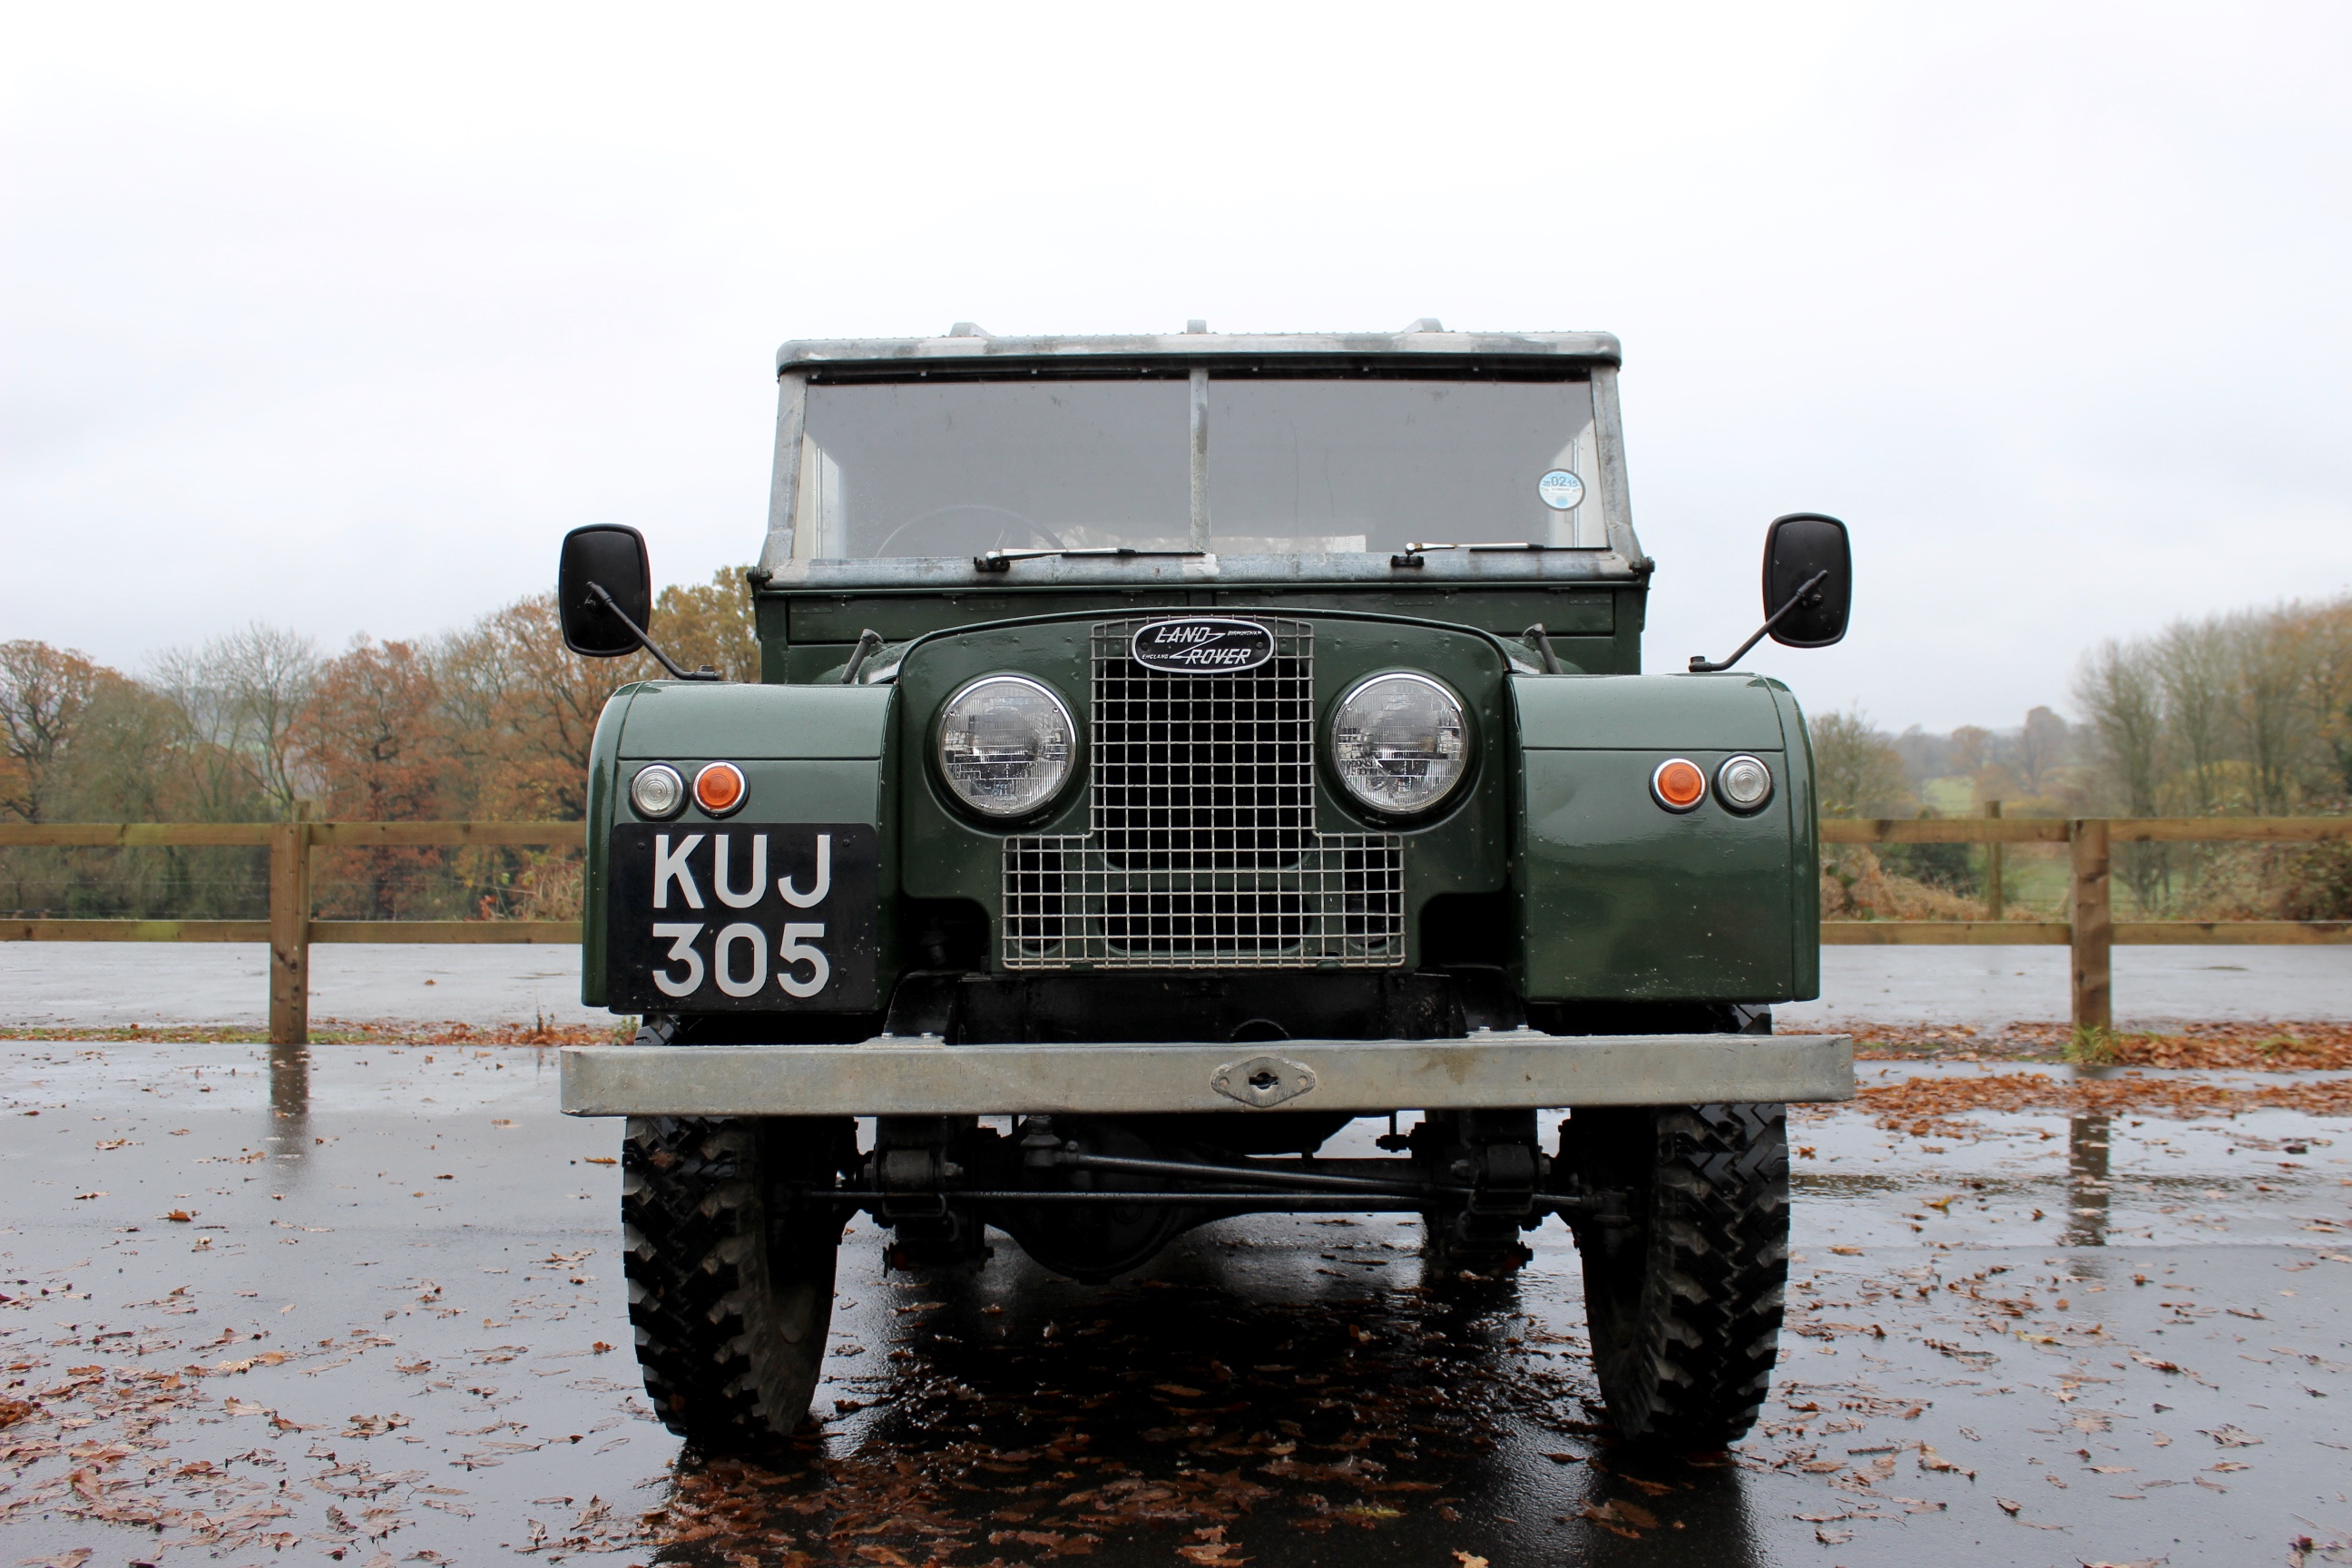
[1571,1102,1788,1449]
[622,1115,852,1451]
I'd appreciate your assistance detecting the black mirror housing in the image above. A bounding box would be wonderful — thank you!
[1762,513,1850,649]
[558,524,653,658]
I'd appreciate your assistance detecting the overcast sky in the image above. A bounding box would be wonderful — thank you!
[5,3,2347,733]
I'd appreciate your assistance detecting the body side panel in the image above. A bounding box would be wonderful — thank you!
[1512,674,1799,1002]
[587,684,899,1012]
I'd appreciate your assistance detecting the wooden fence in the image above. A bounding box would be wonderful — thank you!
[1821,816,2352,1030]
[4,817,2348,1043]
[0,822,581,1044]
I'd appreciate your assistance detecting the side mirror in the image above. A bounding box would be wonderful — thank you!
[558,524,653,658]
[1761,512,1850,648]
[1687,512,1852,672]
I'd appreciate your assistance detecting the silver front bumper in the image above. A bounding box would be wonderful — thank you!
[559,1030,1854,1118]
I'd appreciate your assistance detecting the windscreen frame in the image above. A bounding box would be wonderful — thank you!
[759,354,1641,573]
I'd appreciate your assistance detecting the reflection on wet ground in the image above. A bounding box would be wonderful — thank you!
[1,1044,2348,1565]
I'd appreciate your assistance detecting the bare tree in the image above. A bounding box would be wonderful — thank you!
[2074,640,2171,910]
[2230,606,2312,814]
[2073,642,2163,817]
[153,624,320,819]
[2014,706,2072,796]
[2308,599,2352,798]
[2155,620,2233,812]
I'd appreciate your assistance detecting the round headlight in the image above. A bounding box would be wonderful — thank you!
[936,676,1076,818]
[1331,672,1469,817]
[1716,754,1774,812]
[629,763,684,819]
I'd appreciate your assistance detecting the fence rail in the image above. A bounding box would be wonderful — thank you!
[1820,814,2352,1031]
[0,821,581,1043]
[5,817,2349,1043]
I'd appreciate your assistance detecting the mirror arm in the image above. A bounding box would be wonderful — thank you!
[585,582,718,681]
[839,628,886,685]
[1687,569,1830,673]
[1519,622,1563,675]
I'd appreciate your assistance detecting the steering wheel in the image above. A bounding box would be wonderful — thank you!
[872,505,1064,557]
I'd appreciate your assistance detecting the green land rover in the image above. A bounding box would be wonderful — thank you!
[554,324,1857,1452]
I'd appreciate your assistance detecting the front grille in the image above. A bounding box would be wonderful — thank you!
[1003,616,1405,968]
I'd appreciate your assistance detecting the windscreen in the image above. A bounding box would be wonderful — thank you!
[792,374,1601,557]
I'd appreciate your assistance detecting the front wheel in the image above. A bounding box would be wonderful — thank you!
[1566,1102,1789,1449]
[622,1115,852,1450]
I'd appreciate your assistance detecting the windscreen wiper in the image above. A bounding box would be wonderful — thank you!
[1390,541,1596,568]
[974,546,1209,573]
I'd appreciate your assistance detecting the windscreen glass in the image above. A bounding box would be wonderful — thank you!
[1209,379,1600,553]
[792,374,1600,557]
[797,381,1191,557]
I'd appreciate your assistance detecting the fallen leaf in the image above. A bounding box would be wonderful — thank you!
[1917,1445,1974,1478]
[1450,1554,1489,1568]
[1995,1497,2022,1515]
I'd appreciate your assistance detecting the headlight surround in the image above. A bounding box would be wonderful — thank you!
[1330,672,1470,817]
[936,675,1077,819]
[629,763,684,819]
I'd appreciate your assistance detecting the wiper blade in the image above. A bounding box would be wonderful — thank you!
[973,546,1208,573]
[1389,541,1592,567]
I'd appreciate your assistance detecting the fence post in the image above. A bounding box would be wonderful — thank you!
[2069,818,2112,1036]
[268,821,311,1045]
[1984,799,2004,921]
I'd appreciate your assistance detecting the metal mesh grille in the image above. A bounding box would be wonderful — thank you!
[1004,617,1406,968]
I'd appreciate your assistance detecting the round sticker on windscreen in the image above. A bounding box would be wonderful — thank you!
[1537,469,1585,511]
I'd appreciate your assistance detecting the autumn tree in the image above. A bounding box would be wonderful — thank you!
[294,638,450,917]
[1808,708,1913,818]
[0,641,104,822]
[434,566,758,820]
[651,568,762,682]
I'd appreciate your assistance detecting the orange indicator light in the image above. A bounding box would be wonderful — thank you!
[693,761,746,816]
[1651,758,1706,812]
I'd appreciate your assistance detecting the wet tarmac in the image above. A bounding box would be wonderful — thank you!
[8,943,2351,1032]
[4,1043,2349,1566]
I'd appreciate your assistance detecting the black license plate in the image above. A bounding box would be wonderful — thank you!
[605,823,878,1012]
